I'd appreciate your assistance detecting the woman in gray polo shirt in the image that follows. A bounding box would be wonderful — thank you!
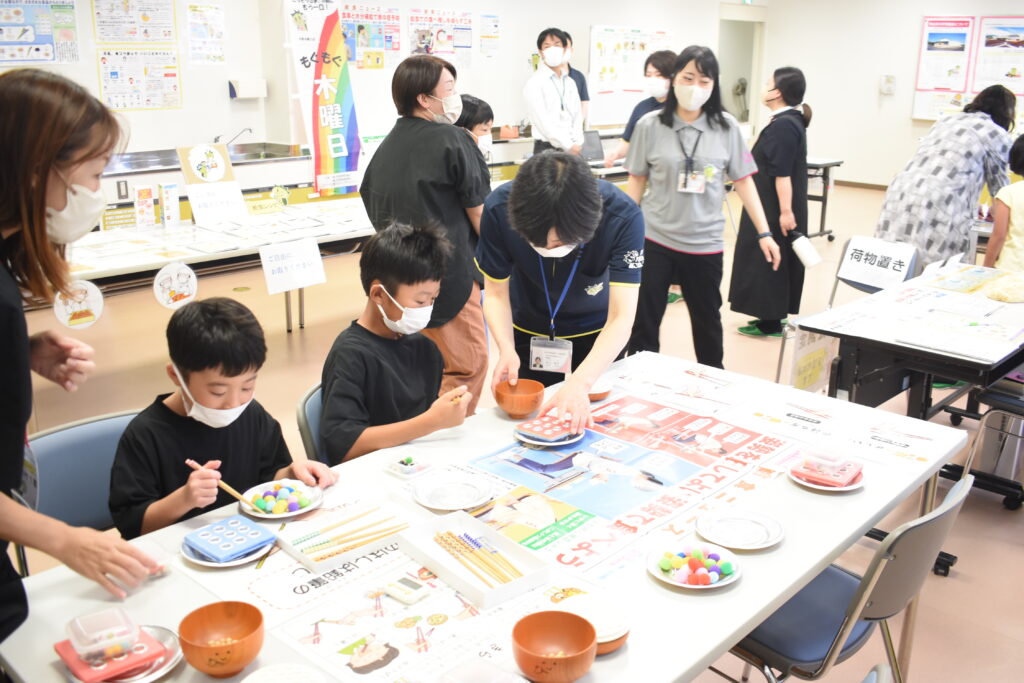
[624,45,780,368]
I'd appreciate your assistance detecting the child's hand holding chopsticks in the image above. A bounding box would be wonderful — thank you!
[183,459,221,508]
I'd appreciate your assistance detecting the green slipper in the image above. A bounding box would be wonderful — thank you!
[667,292,684,304]
[738,324,782,338]
[747,318,789,326]
[931,380,966,390]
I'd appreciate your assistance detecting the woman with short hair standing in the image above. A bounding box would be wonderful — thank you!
[729,66,812,337]
[0,69,159,641]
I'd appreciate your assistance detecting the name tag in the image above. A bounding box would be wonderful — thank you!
[677,170,706,194]
[529,337,573,373]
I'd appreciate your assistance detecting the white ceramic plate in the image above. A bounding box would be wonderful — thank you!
[179,539,274,568]
[647,545,741,590]
[240,478,324,519]
[512,429,586,448]
[65,626,182,683]
[788,468,865,493]
[242,663,328,682]
[412,472,495,511]
[696,509,785,550]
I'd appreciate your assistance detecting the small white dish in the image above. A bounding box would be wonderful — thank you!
[240,478,324,519]
[788,468,865,493]
[512,429,586,448]
[179,539,274,568]
[696,509,784,550]
[242,663,327,682]
[412,472,495,511]
[647,545,741,590]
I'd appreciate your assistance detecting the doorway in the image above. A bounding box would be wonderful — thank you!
[718,18,764,129]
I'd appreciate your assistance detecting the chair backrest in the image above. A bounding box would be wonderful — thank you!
[296,383,325,463]
[850,475,973,621]
[829,236,920,307]
[27,411,138,530]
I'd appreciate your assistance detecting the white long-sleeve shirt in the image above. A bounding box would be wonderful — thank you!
[523,65,584,151]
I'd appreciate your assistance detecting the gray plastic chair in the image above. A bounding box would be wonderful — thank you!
[14,410,138,576]
[296,382,325,463]
[726,474,973,683]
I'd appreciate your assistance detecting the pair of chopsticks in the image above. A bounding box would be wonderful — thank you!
[433,531,522,588]
[308,525,408,563]
[184,459,259,511]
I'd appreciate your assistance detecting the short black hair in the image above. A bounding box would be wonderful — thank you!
[536,28,569,52]
[455,94,493,130]
[167,298,266,380]
[391,55,457,117]
[1010,135,1024,176]
[659,45,727,130]
[509,152,602,247]
[359,223,451,295]
[965,85,1017,132]
[644,50,676,79]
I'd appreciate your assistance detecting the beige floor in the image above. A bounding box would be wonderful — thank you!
[15,186,1024,681]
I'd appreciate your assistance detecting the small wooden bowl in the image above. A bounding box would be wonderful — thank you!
[512,611,596,683]
[596,630,629,655]
[179,601,264,678]
[495,379,545,419]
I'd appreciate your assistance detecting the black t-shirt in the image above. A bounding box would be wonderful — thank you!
[568,66,590,102]
[320,321,443,465]
[359,117,491,327]
[0,235,30,641]
[109,395,293,540]
[623,97,662,142]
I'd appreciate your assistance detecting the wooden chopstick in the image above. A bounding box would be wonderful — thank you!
[289,507,380,545]
[310,525,409,563]
[184,459,258,511]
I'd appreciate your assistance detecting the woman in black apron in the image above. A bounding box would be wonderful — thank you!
[1,69,158,643]
[729,67,811,336]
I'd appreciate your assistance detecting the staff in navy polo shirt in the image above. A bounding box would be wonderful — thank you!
[476,153,645,433]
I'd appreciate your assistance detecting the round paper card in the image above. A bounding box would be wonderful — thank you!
[187,144,227,182]
[153,262,198,309]
[53,280,103,329]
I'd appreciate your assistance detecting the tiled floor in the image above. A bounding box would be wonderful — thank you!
[14,186,1024,681]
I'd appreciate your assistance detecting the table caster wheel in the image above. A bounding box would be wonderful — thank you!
[949,414,963,426]
[1002,494,1022,511]
[827,234,836,242]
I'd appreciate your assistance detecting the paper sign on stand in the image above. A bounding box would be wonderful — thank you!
[789,329,839,394]
[159,183,180,226]
[134,185,157,229]
[259,238,326,295]
[836,236,918,291]
[176,144,248,225]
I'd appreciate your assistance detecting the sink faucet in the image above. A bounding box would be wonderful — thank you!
[213,127,253,145]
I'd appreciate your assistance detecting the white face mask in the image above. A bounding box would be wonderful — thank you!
[428,92,462,124]
[674,83,714,112]
[376,284,433,335]
[172,364,252,429]
[644,76,670,100]
[46,182,106,244]
[563,47,573,64]
[533,243,577,259]
[476,133,493,157]
[542,46,565,68]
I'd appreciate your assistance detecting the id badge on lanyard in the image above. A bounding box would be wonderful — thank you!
[676,129,705,194]
[532,247,584,374]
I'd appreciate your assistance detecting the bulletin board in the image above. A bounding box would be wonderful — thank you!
[586,24,674,127]
[912,14,1024,122]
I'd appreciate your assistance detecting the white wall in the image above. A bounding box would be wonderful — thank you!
[0,1,267,152]
[761,0,1023,186]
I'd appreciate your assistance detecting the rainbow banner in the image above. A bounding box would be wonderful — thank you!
[312,11,361,196]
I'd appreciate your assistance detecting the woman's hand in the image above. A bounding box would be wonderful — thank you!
[779,209,797,235]
[29,331,95,391]
[759,235,782,271]
[54,527,161,599]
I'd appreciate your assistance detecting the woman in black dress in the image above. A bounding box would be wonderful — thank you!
[1,70,159,642]
[729,67,811,336]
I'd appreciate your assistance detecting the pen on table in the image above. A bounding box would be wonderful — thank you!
[639,470,665,486]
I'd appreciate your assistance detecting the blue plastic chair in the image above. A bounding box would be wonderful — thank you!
[726,475,973,683]
[296,383,325,463]
[15,410,138,576]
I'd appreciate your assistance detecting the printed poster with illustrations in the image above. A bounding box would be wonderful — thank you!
[971,16,1024,95]
[92,0,175,43]
[0,1,79,63]
[186,2,224,65]
[407,7,471,68]
[338,3,401,70]
[587,24,674,126]
[285,1,362,196]
[98,48,181,110]
[912,16,975,120]
[176,143,247,224]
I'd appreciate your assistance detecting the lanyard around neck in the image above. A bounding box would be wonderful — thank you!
[537,246,584,339]
[675,128,703,174]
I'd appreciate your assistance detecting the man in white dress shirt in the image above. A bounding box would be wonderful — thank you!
[523,27,584,156]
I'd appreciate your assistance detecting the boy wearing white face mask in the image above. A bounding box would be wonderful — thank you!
[524,27,584,156]
[320,224,470,465]
[109,298,337,539]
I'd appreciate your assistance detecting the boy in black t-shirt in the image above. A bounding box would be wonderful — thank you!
[109,298,337,539]
[320,224,471,465]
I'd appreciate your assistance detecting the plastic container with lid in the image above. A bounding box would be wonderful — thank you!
[66,607,139,661]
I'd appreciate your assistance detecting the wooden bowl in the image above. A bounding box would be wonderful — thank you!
[512,611,596,683]
[495,379,545,419]
[179,601,264,678]
[596,630,629,655]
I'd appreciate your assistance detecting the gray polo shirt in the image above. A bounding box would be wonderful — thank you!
[625,110,756,253]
